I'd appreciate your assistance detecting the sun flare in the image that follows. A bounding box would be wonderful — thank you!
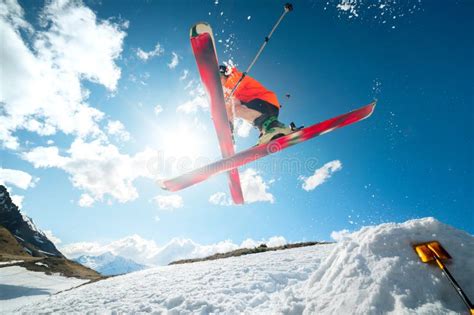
[161,125,206,159]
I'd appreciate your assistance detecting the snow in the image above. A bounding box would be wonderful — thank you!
[21,213,41,234]
[0,260,23,266]
[34,235,44,243]
[337,2,358,17]
[9,218,474,313]
[305,217,474,314]
[35,262,48,267]
[334,0,423,29]
[37,249,56,256]
[13,244,333,313]
[0,266,89,313]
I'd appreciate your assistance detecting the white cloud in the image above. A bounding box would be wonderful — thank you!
[0,0,32,30]
[22,139,157,204]
[179,69,189,81]
[153,194,183,210]
[209,192,233,206]
[61,235,159,264]
[37,1,126,90]
[210,168,274,205]
[154,105,163,116]
[43,230,62,245]
[176,95,209,114]
[241,168,274,203]
[235,118,253,138]
[0,168,35,189]
[177,83,209,114]
[78,193,95,207]
[167,52,179,69]
[149,238,240,266]
[106,120,130,142]
[0,0,127,150]
[60,241,104,258]
[128,72,150,85]
[299,160,342,191]
[184,79,195,90]
[21,146,66,168]
[61,234,287,266]
[266,236,287,247]
[136,43,164,61]
[240,236,287,248]
[11,195,24,209]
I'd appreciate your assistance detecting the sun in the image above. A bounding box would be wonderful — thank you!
[161,123,207,159]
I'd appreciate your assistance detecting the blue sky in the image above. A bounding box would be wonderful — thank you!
[1,0,472,263]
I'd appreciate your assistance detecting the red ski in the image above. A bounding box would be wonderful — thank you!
[161,102,376,192]
[190,23,244,204]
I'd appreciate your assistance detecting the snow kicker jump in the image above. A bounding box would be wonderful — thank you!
[160,4,376,203]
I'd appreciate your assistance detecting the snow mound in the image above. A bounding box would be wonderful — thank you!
[304,217,474,314]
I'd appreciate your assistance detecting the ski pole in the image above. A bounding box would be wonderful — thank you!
[225,3,293,102]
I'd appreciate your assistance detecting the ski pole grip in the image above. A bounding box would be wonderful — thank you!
[284,3,293,12]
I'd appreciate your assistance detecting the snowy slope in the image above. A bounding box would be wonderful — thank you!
[13,244,333,313]
[74,252,148,276]
[0,266,88,313]
[13,218,474,314]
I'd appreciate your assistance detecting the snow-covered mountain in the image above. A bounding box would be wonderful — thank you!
[74,252,148,276]
[0,185,62,257]
[0,185,102,293]
[12,218,474,314]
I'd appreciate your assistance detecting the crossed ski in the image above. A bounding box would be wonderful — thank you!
[159,15,376,204]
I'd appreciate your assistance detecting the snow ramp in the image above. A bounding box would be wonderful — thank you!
[304,217,474,314]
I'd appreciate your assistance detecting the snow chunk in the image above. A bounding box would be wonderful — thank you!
[334,0,422,27]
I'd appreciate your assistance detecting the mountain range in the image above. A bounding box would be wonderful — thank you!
[74,252,148,276]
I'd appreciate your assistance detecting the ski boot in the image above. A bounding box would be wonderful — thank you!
[257,116,293,145]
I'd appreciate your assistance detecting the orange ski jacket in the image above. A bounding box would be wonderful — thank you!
[223,67,280,108]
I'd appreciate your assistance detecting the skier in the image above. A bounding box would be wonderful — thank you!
[219,65,293,145]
